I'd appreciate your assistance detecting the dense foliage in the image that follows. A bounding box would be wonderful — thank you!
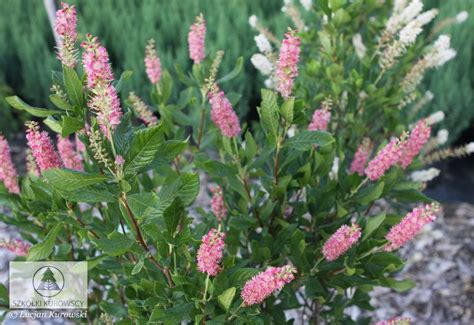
[0,0,472,324]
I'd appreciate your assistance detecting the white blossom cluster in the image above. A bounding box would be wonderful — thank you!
[436,129,449,145]
[426,111,445,125]
[410,168,440,182]
[380,0,439,69]
[352,33,367,59]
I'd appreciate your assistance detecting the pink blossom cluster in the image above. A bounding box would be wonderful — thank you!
[82,35,123,134]
[322,223,362,261]
[196,228,226,276]
[188,14,206,64]
[365,139,403,181]
[57,135,84,171]
[398,120,431,169]
[0,135,19,193]
[88,84,123,135]
[308,109,331,131]
[81,35,114,88]
[210,186,227,222]
[75,132,85,153]
[0,238,31,256]
[276,31,301,99]
[145,39,162,84]
[241,265,297,306]
[350,140,372,176]
[26,122,62,173]
[54,2,77,67]
[128,92,158,126]
[209,88,241,138]
[385,204,439,252]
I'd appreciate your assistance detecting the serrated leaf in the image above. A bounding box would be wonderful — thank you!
[149,302,194,324]
[280,97,294,123]
[285,131,334,151]
[43,169,108,191]
[63,66,84,107]
[6,96,61,117]
[258,89,279,139]
[113,112,133,156]
[217,287,236,312]
[27,223,63,261]
[155,140,187,161]
[61,116,84,137]
[159,172,200,206]
[381,278,416,292]
[362,213,386,241]
[124,124,163,177]
[59,183,119,203]
[356,181,384,205]
[163,197,185,235]
[94,232,135,256]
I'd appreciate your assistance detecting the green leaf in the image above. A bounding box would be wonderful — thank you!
[163,198,185,235]
[44,117,63,133]
[280,97,294,124]
[216,57,243,83]
[149,302,194,324]
[0,283,8,306]
[258,89,279,139]
[59,183,119,203]
[27,223,63,261]
[131,256,145,275]
[113,70,133,93]
[43,169,108,191]
[6,96,61,117]
[381,278,416,292]
[63,66,84,107]
[124,124,164,177]
[94,232,135,256]
[155,140,187,161]
[160,172,200,206]
[356,181,384,205]
[285,131,334,151]
[49,94,72,110]
[100,301,128,317]
[61,116,84,137]
[362,213,386,241]
[217,287,236,312]
[113,112,133,156]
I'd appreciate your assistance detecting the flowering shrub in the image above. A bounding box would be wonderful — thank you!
[0,1,473,323]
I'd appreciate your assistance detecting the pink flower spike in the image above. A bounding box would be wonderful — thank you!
[322,223,361,261]
[57,135,84,171]
[350,139,372,176]
[210,186,227,222]
[81,35,114,88]
[0,238,31,256]
[241,265,297,306]
[188,14,206,64]
[365,138,403,181]
[25,122,62,173]
[88,84,123,133]
[55,2,77,67]
[308,109,331,131]
[398,120,431,169]
[208,87,241,138]
[196,228,226,276]
[0,135,20,193]
[276,30,301,99]
[145,39,162,85]
[385,204,439,252]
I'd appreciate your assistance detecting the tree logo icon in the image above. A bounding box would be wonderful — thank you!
[32,266,65,298]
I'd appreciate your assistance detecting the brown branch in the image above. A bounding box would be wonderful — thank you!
[120,195,174,287]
